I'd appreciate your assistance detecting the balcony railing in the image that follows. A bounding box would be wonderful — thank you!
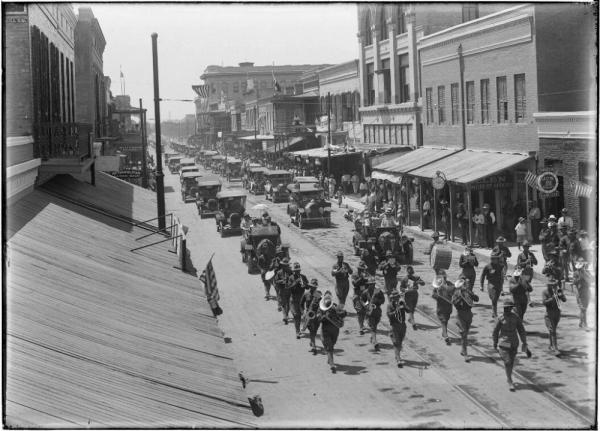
[33,122,93,161]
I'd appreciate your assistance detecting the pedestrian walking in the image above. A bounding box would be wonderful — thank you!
[459,246,478,289]
[274,258,292,324]
[351,172,360,194]
[573,257,591,329]
[331,251,353,310]
[378,250,401,296]
[335,186,344,208]
[399,265,425,330]
[352,262,369,334]
[424,231,444,275]
[493,298,529,391]
[508,267,533,321]
[363,276,385,351]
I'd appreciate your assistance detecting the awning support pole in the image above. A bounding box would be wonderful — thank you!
[525,179,531,242]
[449,182,455,242]
[467,184,473,247]
[419,180,423,231]
[405,177,410,227]
[433,186,438,234]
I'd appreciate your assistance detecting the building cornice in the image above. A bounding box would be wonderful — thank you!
[6,136,34,147]
[533,111,596,140]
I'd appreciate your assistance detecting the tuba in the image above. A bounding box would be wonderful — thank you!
[323,306,345,328]
[301,292,321,331]
[359,289,375,315]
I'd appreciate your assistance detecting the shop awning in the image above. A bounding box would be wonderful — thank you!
[371,170,403,184]
[373,147,459,174]
[238,134,274,141]
[408,149,531,184]
[288,146,357,159]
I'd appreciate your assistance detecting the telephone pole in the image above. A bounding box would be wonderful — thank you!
[151,33,166,231]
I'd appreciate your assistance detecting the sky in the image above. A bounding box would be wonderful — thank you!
[79,3,359,122]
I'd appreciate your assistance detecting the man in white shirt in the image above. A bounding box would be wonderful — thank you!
[558,208,574,228]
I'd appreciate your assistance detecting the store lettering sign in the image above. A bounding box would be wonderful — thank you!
[471,174,513,191]
[537,171,559,194]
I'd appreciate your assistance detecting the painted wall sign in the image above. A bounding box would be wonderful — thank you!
[537,171,559,194]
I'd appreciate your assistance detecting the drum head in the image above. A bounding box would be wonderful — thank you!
[265,270,275,281]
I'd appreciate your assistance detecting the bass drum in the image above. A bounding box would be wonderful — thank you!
[431,245,452,270]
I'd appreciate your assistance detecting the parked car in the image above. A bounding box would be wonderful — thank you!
[195,178,222,218]
[286,182,331,228]
[264,170,293,202]
[215,190,247,237]
[181,172,203,202]
[167,156,183,174]
[240,224,288,274]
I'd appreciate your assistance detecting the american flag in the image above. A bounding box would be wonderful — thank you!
[199,257,221,315]
[525,170,538,189]
[192,84,210,99]
[570,178,593,198]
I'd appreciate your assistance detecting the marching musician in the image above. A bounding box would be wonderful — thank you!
[542,276,567,355]
[289,262,310,339]
[516,240,537,283]
[573,257,591,329]
[542,249,563,286]
[399,265,425,330]
[257,243,274,301]
[318,291,346,373]
[379,250,401,296]
[300,279,322,354]
[387,290,407,368]
[459,245,479,289]
[492,236,511,282]
[480,251,504,317]
[274,257,292,324]
[269,246,288,311]
[431,270,455,345]
[424,232,444,275]
[493,298,529,392]
[361,245,378,276]
[452,277,479,362]
[351,262,369,334]
[508,267,533,321]
[331,251,353,310]
[363,276,385,351]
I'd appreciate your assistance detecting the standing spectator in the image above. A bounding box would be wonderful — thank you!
[439,199,451,240]
[351,172,360,195]
[528,202,542,243]
[515,217,528,250]
[482,204,496,249]
[323,176,330,199]
[359,180,368,197]
[335,186,344,208]
[328,175,337,200]
[342,172,352,195]
[422,197,432,229]
[558,208,573,229]
[456,202,469,245]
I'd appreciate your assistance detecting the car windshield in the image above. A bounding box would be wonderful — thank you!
[197,186,220,196]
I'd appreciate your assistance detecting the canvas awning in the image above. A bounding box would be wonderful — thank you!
[371,170,403,184]
[407,149,531,184]
[372,147,459,174]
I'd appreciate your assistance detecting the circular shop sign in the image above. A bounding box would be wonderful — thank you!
[432,173,446,190]
[537,171,559,194]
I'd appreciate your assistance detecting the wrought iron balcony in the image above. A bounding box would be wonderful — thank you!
[33,122,93,161]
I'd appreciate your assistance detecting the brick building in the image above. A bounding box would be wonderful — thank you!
[74,7,107,138]
[4,3,96,203]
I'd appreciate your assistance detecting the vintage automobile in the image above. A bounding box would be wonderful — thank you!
[181,172,203,202]
[264,170,294,202]
[240,224,288,274]
[195,178,222,218]
[293,176,320,184]
[210,155,227,174]
[215,190,247,237]
[200,150,218,168]
[247,166,269,194]
[352,215,413,264]
[179,157,196,171]
[286,182,331,228]
[179,165,201,182]
[225,158,243,181]
[167,156,183,174]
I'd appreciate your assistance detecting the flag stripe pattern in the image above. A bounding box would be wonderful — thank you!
[525,170,538,189]
[192,84,210,98]
[200,259,219,305]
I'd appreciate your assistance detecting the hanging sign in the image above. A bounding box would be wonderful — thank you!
[431,171,446,190]
[537,171,559,194]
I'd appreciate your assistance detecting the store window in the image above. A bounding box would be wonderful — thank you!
[451,83,459,125]
[514,74,526,123]
[425,87,434,124]
[497,76,508,123]
[437,86,446,124]
[466,81,475,124]
[480,79,490,124]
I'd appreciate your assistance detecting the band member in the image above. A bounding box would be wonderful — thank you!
[508,267,533,321]
[399,266,425,330]
[257,246,274,301]
[300,279,322,354]
[424,232,444,274]
[480,252,504,317]
[331,251,353,310]
[269,245,287,310]
[542,249,563,286]
[361,245,378,276]
[363,276,385,351]
[289,262,310,339]
[318,291,346,373]
[493,236,511,281]
[542,277,567,355]
[516,241,537,284]
[493,298,529,391]
[274,257,292,324]
[379,250,401,296]
[459,245,478,289]
[431,270,455,345]
[540,218,560,261]
[452,277,479,362]
[557,225,572,281]
[573,257,591,329]
[387,290,407,367]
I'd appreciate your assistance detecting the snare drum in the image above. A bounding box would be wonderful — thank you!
[431,245,452,270]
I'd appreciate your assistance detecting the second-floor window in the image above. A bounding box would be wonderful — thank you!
[497,76,508,123]
[514,74,526,123]
[380,10,389,40]
[426,87,434,124]
[480,79,490,124]
[437,85,446,124]
[398,54,410,103]
[466,81,475,124]
[366,63,375,106]
[364,13,373,45]
[221,82,228,95]
[233,82,239,93]
[397,7,407,34]
[381,58,391,104]
[451,83,459,125]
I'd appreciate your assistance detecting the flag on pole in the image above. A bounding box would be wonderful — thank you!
[571,179,593,198]
[272,68,281,93]
[192,84,210,98]
[199,256,222,316]
[525,170,538,189]
[245,77,255,95]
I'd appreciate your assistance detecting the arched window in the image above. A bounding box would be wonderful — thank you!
[364,12,373,45]
[380,8,389,40]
